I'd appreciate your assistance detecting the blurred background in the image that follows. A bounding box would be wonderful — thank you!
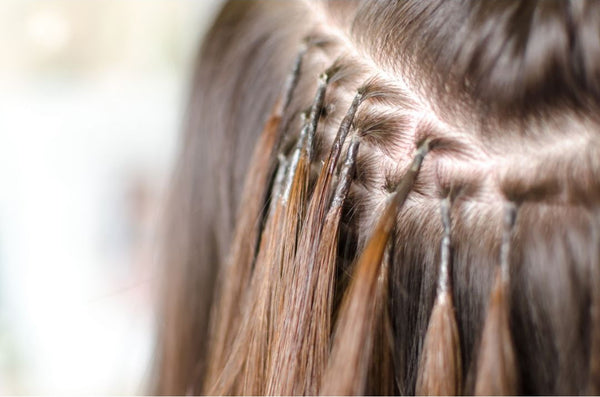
[0,1,221,393]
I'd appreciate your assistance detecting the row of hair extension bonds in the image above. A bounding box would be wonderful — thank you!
[320,139,431,395]
[267,82,368,395]
[264,72,392,394]
[202,45,309,394]
[231,42,344,395]
[220,120,312,395]
[308,136,361,394]
[314,77,413,376]
[265,64,346,395]
[276,36,337,155]
[473,202,519,395]
[299,136,363,395]
[208,91,332,394]
[416,196,463,395]
[330,79,413,321]
[415,133,600,395]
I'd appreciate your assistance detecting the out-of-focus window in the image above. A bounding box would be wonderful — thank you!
[0,1,221,394]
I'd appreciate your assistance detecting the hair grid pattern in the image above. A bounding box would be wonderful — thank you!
[189,2,600,395]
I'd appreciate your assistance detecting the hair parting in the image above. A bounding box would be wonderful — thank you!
[416,197,463,395]
[474,202,518,395]
[156,2,600,395]
[320,140,430,395]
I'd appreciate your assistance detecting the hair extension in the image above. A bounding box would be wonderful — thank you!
[210,108,316,394]
[265,68,334,395]
[155,2,600,395]
[320,140,430,395]
[282,45,307,113]
[203,58,306,391]
[203,99,281,388]
[203,40,312,393]
[304,136,361,394]
[236,157,289,395]
[205,155,287,395]
[366,255,396,396]
[416,197,462,395]
[474,203,518,395]
[264,83,366,395]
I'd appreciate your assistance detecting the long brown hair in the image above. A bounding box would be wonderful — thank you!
[153,1,600,394]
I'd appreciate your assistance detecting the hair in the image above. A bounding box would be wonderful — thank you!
[152,1,600,395]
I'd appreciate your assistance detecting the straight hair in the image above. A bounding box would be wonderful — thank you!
[153,1,600,394]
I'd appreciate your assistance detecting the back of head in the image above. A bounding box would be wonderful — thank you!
[154,1,600,394]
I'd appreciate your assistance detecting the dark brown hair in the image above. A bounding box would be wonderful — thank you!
[153,1,600,394]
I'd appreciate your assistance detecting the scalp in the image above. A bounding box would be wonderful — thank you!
[154,1,600,394]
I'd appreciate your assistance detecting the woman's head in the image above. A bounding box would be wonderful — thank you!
[154,1,600,394]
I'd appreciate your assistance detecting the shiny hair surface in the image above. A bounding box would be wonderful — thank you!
[154,1,600,395]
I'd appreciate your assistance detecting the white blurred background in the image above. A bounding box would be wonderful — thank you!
[0,1,221,393]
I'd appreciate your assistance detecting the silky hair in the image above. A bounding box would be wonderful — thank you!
[153,1,600,395]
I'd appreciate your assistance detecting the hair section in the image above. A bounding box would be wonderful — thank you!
[154,1,600,395]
